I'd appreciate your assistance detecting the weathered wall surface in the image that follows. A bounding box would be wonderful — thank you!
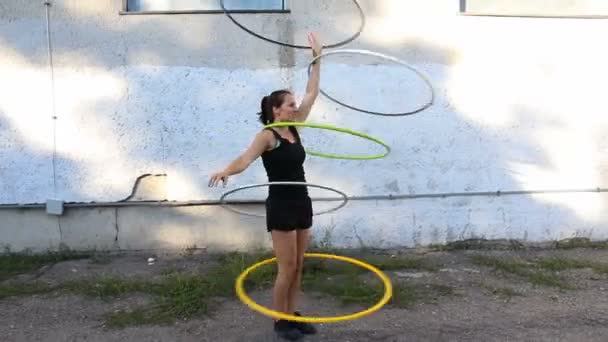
[1,1,607,251]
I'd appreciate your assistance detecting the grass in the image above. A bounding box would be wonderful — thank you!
[0,282,55,299]
[535,257,608,274]
[470,255,572,289]
[63,277,153,299]
[0,249,91,281]
[65,274,219,327]
[430,239,525,251]
[104,307,176,328]
[491,287,521,300]
[104,251,276,327]
[471,254,608,290]
[479,282,523,302]
[66,273,216,328]
[302,273,453,309]
[304,273,382,306]
[430,238,608,251]
[6,246,608,329]
[100,252,608,326]
[555,238,608,250]
[0,251,276,327]
[299,253,450,308]
[0,249,451,328]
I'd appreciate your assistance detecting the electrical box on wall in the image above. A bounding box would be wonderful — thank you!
[46,199,64,216]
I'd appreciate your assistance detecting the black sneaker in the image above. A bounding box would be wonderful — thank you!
[274,319,303,341]
[291,311,317,335]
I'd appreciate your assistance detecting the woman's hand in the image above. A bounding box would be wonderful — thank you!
[308,32,322,58]
[208,171,229,187]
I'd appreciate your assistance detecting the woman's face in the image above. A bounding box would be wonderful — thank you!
[273,93,297,122]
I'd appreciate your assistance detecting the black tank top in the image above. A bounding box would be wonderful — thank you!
[261,126,308,199]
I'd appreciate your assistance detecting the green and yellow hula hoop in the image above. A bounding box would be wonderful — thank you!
[235,253,393,324]
[264,122,391,160]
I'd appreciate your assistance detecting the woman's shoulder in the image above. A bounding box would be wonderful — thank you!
[256,128,281,150]
[260,127,279,137]
[256,128,276,141]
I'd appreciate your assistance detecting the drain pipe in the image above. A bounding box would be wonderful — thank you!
[44,1,58,198]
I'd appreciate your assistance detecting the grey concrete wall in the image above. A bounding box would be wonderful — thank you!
[0,205,273,252]
[3,190,608,253]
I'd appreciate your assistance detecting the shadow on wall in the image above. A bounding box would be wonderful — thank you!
[0,0,363,69]
[0,1,219,68]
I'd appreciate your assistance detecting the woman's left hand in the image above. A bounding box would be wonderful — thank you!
[308,32,322,58]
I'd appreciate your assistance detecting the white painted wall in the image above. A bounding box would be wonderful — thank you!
[1,0,607,249]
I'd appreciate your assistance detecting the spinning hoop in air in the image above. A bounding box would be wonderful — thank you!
[219,181,348,217]
[264,122,391,160]
[219,0,365,49]
[308,49,436,116]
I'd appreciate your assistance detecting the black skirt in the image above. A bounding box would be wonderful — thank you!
[265,196,313,232]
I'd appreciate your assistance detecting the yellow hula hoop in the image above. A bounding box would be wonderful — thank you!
[235,253,393,323]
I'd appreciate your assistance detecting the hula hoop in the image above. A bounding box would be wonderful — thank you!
[235,253,393,323]
[219,181,348,217]
[219,0,365,49]
[308,49,436,116]
[264,122,391,160]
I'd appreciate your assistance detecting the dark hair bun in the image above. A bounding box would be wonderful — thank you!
[258,90,290,125]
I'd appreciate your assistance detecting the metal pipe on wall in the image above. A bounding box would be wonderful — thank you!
[44,1,58,198]
[0,187,605,210]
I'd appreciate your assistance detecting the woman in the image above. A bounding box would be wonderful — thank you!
[209,32,322,341]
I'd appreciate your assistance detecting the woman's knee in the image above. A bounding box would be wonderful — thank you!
[295,256,305,274]
[278,257,298,278]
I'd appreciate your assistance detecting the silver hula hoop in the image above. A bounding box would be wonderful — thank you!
[219,182,349,218]
[308,49,436,116]
[219,0,365,49]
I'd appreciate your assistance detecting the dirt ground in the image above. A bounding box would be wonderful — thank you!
[2,245,608,342]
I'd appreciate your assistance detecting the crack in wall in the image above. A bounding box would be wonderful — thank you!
[118,173,167,202]
[57,216,63,242]
[113,207,120,249]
